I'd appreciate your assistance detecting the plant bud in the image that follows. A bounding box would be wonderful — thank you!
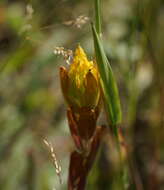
[60,45,101,110]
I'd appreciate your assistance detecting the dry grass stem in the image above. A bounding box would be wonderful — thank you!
[43,139,62,185]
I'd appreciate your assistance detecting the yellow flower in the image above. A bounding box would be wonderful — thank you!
[60,45,101,110]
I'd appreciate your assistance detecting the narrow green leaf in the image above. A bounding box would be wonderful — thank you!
[92,24,122,126]
[94,0,101,36]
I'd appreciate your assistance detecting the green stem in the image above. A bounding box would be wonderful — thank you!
[114,126,126,190]
[94,0,101,36]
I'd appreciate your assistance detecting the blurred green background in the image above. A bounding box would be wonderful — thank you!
[0,0,164,189]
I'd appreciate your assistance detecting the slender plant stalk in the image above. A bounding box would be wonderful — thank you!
[92,0,127,189]
[94,0,101,36]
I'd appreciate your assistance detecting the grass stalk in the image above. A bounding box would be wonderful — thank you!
[93,0,126,189]
[94,0,101,36]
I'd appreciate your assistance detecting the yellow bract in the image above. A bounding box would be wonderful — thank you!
[69,45,98,91]
[60,45,100,110]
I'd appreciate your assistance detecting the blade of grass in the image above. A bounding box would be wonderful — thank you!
[92,24,122,129]
[94,0,101,36]
[93,1,126,188]
[92,25,125,189]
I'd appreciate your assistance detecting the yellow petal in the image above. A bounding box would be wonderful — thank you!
[68,45,97,92]
[60,46,101,109]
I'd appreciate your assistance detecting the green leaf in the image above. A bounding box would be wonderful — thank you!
[92,24,122,126]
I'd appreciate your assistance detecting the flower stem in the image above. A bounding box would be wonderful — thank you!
[94,0,101,36]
